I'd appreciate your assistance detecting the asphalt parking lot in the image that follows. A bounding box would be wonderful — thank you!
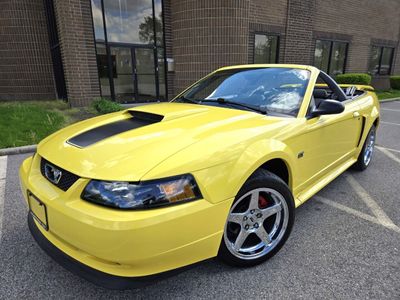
[0,101,399,299]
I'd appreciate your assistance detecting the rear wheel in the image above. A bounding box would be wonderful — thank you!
[218,170,295,267]
[353,125,376,171]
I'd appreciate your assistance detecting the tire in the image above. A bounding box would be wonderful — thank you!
[218,169,295,267]
[353,125,376,171]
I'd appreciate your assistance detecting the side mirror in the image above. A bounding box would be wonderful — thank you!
[310,99,344,118]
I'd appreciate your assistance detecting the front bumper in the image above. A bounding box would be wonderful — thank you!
[20,155,232,280]
[28,213,191,289]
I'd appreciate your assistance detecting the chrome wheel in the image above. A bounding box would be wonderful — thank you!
[363,129,375,166]
[224,188,289,260]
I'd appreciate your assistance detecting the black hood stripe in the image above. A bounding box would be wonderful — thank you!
[68,112,163,148]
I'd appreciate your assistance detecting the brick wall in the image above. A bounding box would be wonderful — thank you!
[2,0,400,103]
[250,0,287,26]
[284,0,316,64]
[53,0,100,106]
[170,0,250,96]
[248,0,287,63]
[167,0,400,92]
[314,0,400,74]
[0,0,55,101]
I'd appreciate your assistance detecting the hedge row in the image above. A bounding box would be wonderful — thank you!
[335,73,371,85]
[390,76,400,89]
[335,73,400,90]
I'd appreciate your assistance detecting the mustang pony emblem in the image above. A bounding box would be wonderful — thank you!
[44,163,62,184]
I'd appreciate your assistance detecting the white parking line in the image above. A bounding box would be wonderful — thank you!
[381,121,400,126]
[315,196,390,229]
[345,174,400,232]
[0,156,7,243]
[376,146,400,165]
[381,108,400,112]
[315,174,400,234]
[376,145,400,154]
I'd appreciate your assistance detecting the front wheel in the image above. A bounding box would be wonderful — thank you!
[353,125,376,171]
[218,170,295,267]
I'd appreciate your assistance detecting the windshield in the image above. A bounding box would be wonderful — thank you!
[175,67,310,117]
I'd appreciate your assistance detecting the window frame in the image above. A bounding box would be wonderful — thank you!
[313,38,349,76]
[369,45,395,76]
[253,32,280,64]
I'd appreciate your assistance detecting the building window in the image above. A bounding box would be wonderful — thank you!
[314,40,348,76]
[254,34,279,64]
[90,0,166,103]
[369,46,394,75]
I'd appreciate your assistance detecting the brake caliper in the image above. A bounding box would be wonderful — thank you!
[258,195,269,209]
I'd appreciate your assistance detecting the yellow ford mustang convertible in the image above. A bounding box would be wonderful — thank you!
[20,64,379,289]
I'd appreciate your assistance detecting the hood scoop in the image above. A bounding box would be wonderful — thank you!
[67,111,164,148]
[128,110,164,122]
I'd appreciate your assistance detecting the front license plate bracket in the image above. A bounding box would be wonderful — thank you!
[27,191,48,231]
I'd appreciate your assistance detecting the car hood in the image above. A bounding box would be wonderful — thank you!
[37,103,287,181]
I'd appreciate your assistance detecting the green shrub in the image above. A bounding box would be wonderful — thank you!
[336,73,372,85]
[92,98,123,114]
[389,76,400,90]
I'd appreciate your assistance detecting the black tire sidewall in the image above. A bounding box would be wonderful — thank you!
[218,171,295,267]
[354,125,376,171]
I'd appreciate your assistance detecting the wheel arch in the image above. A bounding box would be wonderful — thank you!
[231,139,297,198]
[257,158,291,189]
[373,117,379,128]
[361,116,379,148]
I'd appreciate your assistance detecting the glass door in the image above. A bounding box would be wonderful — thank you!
[109,45,160,103]
[134,48,158,101]
[110,46,135,103]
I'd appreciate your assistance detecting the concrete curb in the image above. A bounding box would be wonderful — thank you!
[0,145,37,156]
[379,97,400,103]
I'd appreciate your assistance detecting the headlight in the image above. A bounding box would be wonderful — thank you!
[81,174,202,209]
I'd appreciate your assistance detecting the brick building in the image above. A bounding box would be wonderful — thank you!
[1,0,399,106]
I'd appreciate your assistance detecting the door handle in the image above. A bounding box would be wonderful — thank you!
[353,111,360,118]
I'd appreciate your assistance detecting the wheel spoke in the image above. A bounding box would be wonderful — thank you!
[224,187,290,259]
[233,229,249,251]
[256,226,271,245]
[248,190,260,210]
[261,203,282,219]
[228,212,246,224]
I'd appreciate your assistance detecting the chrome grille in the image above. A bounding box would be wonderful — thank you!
[40,158,79,191]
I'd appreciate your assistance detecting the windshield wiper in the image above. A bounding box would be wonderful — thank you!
[200,98,267,115]
[176,96,200,104]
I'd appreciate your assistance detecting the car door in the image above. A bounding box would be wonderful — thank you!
[299,100,362,186]
[290,73,363,195]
